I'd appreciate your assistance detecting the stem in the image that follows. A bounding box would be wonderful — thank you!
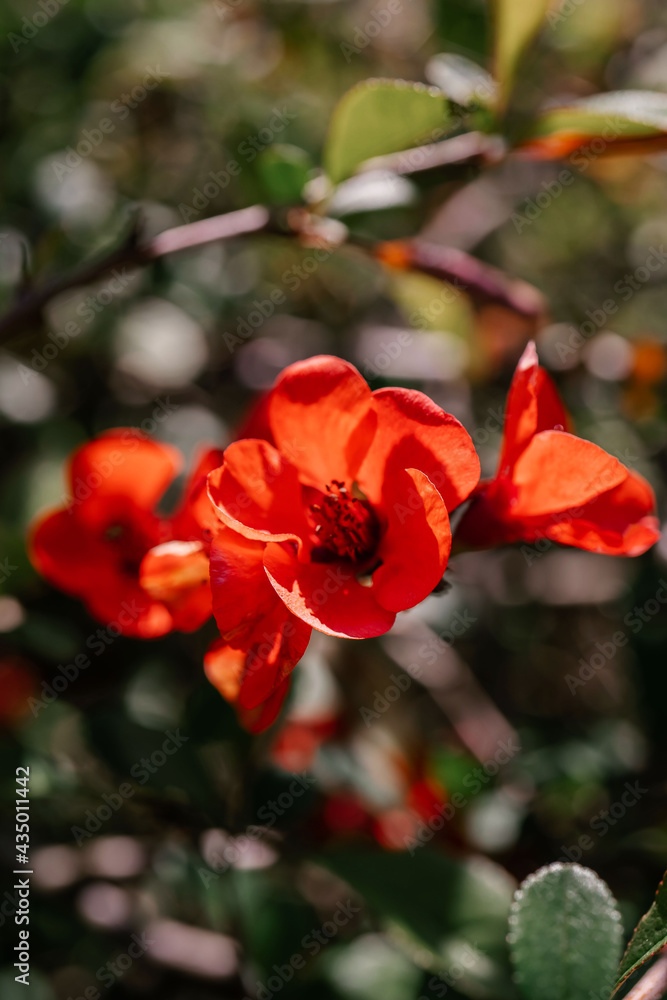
[623,953,667,1000]
[0,204,272,343]
[358,131,506,176]
[371,238,546,318]
[0,200,545,345]
[147,204,271,258]
[382,618,518,764]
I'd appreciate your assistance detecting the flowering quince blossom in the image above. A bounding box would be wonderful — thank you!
[203,354,480,729]
[30,431,222,638]
[456,342,660,556]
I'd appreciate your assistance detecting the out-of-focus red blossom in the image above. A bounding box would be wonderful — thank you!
[317,773,447,850]
[270,714,339,772]
[30,431,222,638]
[0,656,39,726]
[407,775,448,822]
[456,342,660,556]
[322,793,374,837]
[373,773,447,850]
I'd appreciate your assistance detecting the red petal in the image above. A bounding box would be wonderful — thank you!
[170,447,226,541]
[84,575,174,638]
[268,355,376,488]
[204,641,244,702]
[499,342,570,473]
[30,507,172,637]
[545,471,660,556]
[209,528,279,641]
[452,480,512,550]
[236,601,311,710]
[263,542,395,639]
[373,469,451,613]
[30,507,112,595]
[207,439,309,544]
[238,677,292,733]
[358,387,480,512]
[204,640,298,733]
[234,391,275,445]
[140,540,212,632]
[511,431,628,517]
[68,431,181,529]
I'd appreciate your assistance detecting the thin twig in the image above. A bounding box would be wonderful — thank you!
[371,238,547,318]
[622,952,667,1000]
[358,131,507,176]
[0,199,545,345]
[0,204,272,342]
[148,204,271,258]
[382,618,518,763]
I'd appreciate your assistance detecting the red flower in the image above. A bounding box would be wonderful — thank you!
[456,342,660,556]
[203,355,479,731]
[30,431,222,638]
[208,355,480,644]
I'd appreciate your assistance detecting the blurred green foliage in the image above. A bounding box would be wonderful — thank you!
[2,0,667,998]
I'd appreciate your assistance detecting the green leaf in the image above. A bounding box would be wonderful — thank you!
[508,863,623,1000]
[318,847,516,1000]
[256,143,313,205]
[616,871,667,989]
[323,79,451,184]
[492,0,553,110]
[426,53,497,108]
[520,91,667,158]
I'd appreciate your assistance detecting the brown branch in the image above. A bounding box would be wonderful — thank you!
[371,238,547,318]
[358,131,507,176]
[0,204,272,343]
[0,198,545,345]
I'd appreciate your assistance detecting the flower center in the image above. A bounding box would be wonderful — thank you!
[105,521,150,576]
[309,480,378,564]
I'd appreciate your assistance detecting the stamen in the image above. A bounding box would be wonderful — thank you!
[309,481,378,563]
